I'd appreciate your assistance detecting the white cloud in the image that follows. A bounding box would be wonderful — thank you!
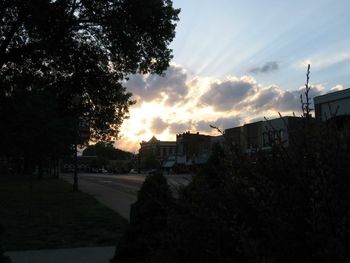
[195,116,241,133]
[330,84,346,92]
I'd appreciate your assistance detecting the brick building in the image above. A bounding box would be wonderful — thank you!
[139,136,176,168]
[175,132,212,171]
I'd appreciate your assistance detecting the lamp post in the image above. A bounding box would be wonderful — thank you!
[71,95,81,192]
[71,95,90,191]
[73,140,78,191]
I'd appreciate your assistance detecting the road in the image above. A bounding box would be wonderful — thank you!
[61,173,192,220]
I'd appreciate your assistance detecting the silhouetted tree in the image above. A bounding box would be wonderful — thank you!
[140,152,161,170]
[83,142,133,160]
[0,0,180,171]
[0,90,75,175]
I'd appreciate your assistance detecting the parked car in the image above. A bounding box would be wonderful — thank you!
[99,168,108,174]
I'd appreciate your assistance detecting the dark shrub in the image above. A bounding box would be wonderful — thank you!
[111,172,173,263]
[153,114,350,263]
[0,225,11,263]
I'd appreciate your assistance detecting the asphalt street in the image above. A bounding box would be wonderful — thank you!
[61,173,192,220]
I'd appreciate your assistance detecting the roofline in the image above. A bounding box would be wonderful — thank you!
[314,88,350,104]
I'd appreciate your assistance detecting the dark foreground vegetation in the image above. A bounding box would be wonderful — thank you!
[113,125,350,263]
[112,79,350,263]
[0,176,127,251]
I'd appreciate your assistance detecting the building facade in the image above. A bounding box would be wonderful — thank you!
[223,116,305,154]
[175,132,212,171]
[314,88,350,150]
[139,136,176,169]
[314,88,350,122]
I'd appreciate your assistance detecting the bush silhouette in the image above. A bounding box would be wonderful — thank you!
[111,172,173,262]
[0,225,11,263]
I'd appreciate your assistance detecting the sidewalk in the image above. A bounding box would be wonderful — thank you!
[5,246,115,263]
[61,174,137,220]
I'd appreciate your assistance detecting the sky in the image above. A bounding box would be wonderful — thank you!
[116,0,350,152]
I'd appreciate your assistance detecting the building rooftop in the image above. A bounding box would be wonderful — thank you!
[314,88,350,104]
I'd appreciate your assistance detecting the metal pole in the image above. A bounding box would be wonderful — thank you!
[73,142,78,191]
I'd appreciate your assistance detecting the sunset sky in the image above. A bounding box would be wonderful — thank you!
[116,0,350,152]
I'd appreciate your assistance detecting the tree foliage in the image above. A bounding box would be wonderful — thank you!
[1,0,179,138]
[0,0,180,171]
[83,142,133,160]
[140,152,161,170]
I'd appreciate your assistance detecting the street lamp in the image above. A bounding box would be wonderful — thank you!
[71,95,91,191]
[71,95,81,192]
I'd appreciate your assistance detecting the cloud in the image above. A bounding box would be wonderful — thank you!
[150,117,168,134]
[241,84,324,113]
[126,64,189,105]
[200,76,256,111]
[196,116,241,133]
[249,61,279,74]
[169,121,193,134]
[330,84,346,92]
[250,86,281,110]
[118,67,342,153]
[114,138,139,153]
[198,75,324,114]
[247,86,301,112]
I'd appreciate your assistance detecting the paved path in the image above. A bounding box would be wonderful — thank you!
[5,246,115,263]
[61,173,141,220]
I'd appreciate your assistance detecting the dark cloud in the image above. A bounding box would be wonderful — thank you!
[252,86,281,109]
[273,90,301,111]
[247,84,324,113]
[169,122,193,134]
[244,87,301,112]
[200,77,256,111]
[196,116,241,133]
[249,61,279,74]
[275,85,323,112]
[126,65,189,105]
[150,117,168,134]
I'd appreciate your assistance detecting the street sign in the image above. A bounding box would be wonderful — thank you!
[78,116,90,140]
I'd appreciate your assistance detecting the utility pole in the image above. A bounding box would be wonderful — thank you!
[73,142,78,191]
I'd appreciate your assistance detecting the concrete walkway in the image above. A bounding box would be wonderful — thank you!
[5,246,116,263]
[61,173,139,220]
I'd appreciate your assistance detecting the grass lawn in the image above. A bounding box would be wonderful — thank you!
[0,175,127,251]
